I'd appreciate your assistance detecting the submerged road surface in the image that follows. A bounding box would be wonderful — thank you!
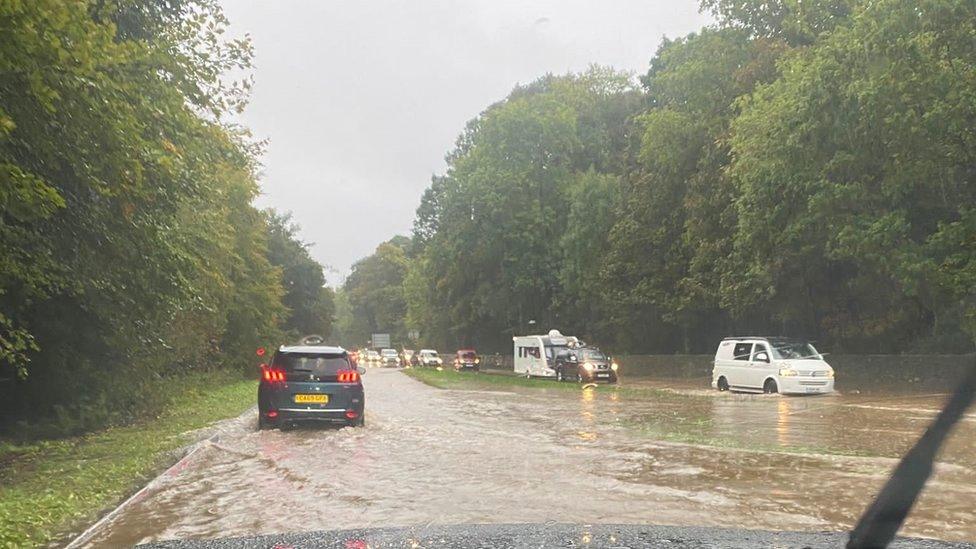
[82,368,976,546]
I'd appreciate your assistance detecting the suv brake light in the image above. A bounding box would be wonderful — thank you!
[337,369,360,383]
[260,364,286,383]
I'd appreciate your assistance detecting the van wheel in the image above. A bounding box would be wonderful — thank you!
[763,379,778,394]
[717,377,729,391]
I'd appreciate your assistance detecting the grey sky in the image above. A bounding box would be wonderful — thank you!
[221,0,712,286]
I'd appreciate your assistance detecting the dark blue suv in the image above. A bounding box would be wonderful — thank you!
[258,345,366,429]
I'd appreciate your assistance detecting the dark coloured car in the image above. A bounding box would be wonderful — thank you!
[554,346,618,383]
[453,349,480,371]
[258,345,366,429]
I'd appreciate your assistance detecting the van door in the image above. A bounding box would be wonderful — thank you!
[749,342,772,389]
[729,342,753,389]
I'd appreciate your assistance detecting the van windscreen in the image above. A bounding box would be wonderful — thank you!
[771,342,820,360]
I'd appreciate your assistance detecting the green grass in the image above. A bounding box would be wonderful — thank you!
[0,371,257,548]
[402,367,672,399]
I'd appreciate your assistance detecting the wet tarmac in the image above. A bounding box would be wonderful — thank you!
[80,369,976,546]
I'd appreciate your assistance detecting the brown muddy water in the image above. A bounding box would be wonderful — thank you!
[81,369,976,546]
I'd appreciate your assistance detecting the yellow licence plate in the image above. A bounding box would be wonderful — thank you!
[294,394,328,404]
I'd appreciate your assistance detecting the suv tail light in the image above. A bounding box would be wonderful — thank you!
[337,370,360,383]
[260,364,286,383]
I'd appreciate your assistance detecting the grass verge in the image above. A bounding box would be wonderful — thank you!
[401,367,672,399]
[0,371,256,547]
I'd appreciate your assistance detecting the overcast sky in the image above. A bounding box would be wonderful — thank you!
[220,0,712,286]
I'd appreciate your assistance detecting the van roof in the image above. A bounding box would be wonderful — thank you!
[720,336,810,343]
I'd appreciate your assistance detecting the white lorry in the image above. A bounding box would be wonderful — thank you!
[513,329,579,378]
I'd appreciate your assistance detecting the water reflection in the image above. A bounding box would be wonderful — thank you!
[777,398,790,446]
[577,387,597,441]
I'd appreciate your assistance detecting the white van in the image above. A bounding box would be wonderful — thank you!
[712,337,834,394]
[513,330,579,378]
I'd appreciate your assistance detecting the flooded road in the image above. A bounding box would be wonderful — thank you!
[83,369,976,546]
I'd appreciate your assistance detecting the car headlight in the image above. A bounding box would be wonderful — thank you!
[611,362,619,371]
[475,358,480,364]
[826,369,834,378]
[779,368,798,377]
[583,362,595,371]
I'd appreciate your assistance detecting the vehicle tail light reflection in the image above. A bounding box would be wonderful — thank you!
[337,370,360,383]
[345,410,359,419]
[266,410,278,418]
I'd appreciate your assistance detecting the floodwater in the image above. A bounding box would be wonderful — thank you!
[81,369,976,546]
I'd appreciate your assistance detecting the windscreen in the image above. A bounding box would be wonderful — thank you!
[771,342,820,360]
[581,349,606,361]
[459,351,476,359]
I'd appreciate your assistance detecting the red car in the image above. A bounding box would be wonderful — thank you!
[453,349,480,371]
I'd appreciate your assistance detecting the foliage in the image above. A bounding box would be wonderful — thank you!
[401,68,643,351]
[0,0,325,430]
[339,237,411,347]
[0,372,256,547]
[347,0,976,355]
[264,211,335,340]
[727,0,976,349]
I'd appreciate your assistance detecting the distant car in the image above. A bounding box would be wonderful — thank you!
[380,348,400,367]
[364,349,381,366]
[453,349,480,371]
[712,337,834,394]
[418,349,442,367]
[553,346,617,383]
[258,345,366,429]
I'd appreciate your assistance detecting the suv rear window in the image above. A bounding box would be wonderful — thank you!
[273,353,350,375]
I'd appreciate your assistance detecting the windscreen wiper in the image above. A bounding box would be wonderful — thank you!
[847,358,976,548]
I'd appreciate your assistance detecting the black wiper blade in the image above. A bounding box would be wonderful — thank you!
[847,358,976,548]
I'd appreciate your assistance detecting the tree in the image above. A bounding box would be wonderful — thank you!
[407,68,642,351]
[265,211,335,339]
[603,28,784,352]
[0,0,307,431]
[726,0,976,350]
[342,238,410,346]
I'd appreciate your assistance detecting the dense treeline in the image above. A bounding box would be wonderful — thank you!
[340,0,976,355]
[0,1,332,432]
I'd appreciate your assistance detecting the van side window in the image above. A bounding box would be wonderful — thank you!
[752,344,769,361]
[732,342,752,361]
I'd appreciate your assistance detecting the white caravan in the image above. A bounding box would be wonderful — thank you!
[513,329,579,378]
